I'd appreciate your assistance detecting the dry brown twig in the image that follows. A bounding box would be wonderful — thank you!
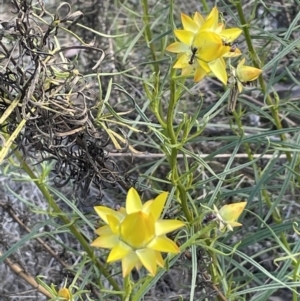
[0,249,53,298]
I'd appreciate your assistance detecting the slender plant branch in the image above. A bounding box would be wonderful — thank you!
[14,151,121,292]
[235,1,292,163]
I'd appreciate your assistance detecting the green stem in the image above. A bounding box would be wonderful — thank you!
[200,0,209,12]
[235,1,292,162]
[235,0,293,253]
[155,107,167,129]
[15,151,120,291]
[167,79,192,222]
[292,259,300,301]
[142,0,159,74]
[123,275,131,301]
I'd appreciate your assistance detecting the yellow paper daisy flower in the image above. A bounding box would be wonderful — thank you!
[167,30,229,83]
[213,202,247,231]
[57,288,73,301]
[235,58,262,92]
[91,188,185,277]
[199,6,242,56]
[166,6,242,84]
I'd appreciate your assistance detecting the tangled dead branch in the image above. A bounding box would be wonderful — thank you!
[0,0,134,201]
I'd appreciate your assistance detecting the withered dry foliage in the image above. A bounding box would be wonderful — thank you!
[0,0,133,200]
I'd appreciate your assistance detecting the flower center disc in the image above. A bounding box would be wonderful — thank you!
[120,211,155,249]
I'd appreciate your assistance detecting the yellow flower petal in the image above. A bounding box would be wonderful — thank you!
[94,206,124,224]
[91,233,119,248]
[228,221,243,227]
[142,199,153,213]
[174,53,190,68]
[194,66,207,82]
[209,58,227,85]
[155,219,185,236]
[226,224,233,231]
[155,251,164,267]
[107,214,121,234]
[107,241,132,262]
[148,191,168,220]
[219,220,226,231]
[126,187,142,214]
[193,31,227,62]
[166,41,190,53]
[122,251,140,277]
[180,65,195,77]
[58,288,72,300]
[181,13,199,33]
[201,6,219,31]
[193,11,205,27]
[219,202,247,223]
[237,81,244,93]
[236,58,262,82]
[223,47,242,58]
[135,259,143,271]
[174,29,195,46]
[216,23,225,33]
[118,207,127,215]
[136,248,157,276]
[147,236,180,253]
[198,60,211,73]
[95,225,112,235]
[220,28,242,41]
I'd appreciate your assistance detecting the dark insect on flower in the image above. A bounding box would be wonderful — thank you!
[114,204,121,211]
[189,47,198,65]
[202,212,217,224]
[222,40,238,53]
[229,44,238,52]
